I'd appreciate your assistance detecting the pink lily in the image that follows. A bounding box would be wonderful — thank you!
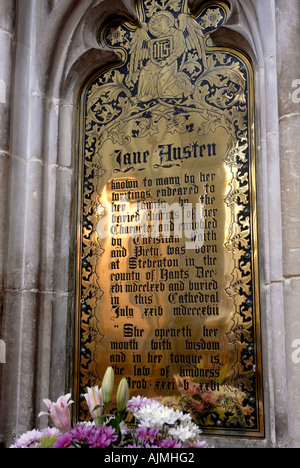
[38,394,73,433]
[84,386,103,425]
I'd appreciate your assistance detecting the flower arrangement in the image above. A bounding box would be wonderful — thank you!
[10,367,210,449]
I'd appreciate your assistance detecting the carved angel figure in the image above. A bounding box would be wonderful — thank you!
[126,10,207,101]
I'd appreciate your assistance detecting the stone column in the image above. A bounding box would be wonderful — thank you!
[0,2,14,324]
[276,0,300,448]
[0,0,79,447]
[0,0,46,447]
[0,0,15,447]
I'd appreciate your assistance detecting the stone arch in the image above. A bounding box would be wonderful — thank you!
[59,0,283,446]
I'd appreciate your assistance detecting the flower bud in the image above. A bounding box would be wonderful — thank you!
[116,378,130,412]
[101,367,114,405]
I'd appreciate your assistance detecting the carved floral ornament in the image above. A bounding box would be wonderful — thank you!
[75,0,264,437]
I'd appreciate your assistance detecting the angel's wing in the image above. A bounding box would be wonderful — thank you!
[127,22,150,86]
[178,14,207,69]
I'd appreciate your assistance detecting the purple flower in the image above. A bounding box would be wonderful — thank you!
[126,396,153,413]
[10,429,43,448]
[69,424,92,444]
[87,426,118,449]
[135,427,161,444]
[53,424,117,449]
[53,432,73,448]
[157,437,182,448]
[41,427,61,438]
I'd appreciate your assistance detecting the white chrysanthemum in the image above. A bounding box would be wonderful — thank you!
[178,412,194,425]
[152,406,179,425]
[141,406,183,429]
[169,420,201,442]
[134,402,202,436]
[169,425,195,442]
[134,400,162,425]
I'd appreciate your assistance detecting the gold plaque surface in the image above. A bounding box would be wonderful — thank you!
[74,0,264,437]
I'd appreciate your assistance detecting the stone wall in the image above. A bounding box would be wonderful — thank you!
[276,0,300,449]
[0,0,299,448]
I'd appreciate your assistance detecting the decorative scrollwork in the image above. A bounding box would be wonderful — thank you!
[76,0,262,435]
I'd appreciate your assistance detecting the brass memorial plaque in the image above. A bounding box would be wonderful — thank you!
[74,0,264,437]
